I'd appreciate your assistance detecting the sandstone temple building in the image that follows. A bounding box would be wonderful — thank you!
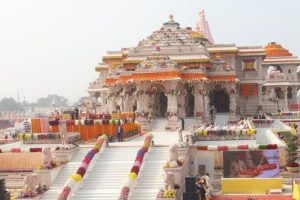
[84,11,300,123]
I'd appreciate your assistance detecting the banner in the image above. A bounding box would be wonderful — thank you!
[223,150,279,178]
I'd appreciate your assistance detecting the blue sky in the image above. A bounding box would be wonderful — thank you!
[0,0,300,103]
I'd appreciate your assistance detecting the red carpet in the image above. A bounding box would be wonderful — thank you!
[211,195,292,200]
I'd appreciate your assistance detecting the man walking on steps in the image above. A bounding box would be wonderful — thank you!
[117,125,123,142]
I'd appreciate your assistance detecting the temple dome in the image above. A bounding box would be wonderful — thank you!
[264,42,292,57]
[163,14,180,26]
[137,15,201,48]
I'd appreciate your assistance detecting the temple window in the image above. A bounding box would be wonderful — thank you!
[288,87,293,99]
[242,59,256,71]
[288,69,291,73]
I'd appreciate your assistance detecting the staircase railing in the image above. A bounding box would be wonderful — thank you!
[56,135,107,200]
[119,133,153,200]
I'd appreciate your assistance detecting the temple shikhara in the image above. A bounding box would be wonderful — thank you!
[86,11,300,130]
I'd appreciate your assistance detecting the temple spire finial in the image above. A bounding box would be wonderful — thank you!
[169,14,174,21]
[195,9,214,44]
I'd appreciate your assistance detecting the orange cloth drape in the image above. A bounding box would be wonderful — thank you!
[51,125,59,133]
[31,119,41,133]
[66,123,140,140]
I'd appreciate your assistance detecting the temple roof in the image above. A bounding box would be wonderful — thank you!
[136,47,178,70]
[137,15,201,48]
[95,63,109,72]
[264,42,292,57]
[123,54,210,63]
[263,42,300,65]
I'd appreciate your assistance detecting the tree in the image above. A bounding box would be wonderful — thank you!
[73,96,89,107]
[0,97,24,112]
[286,133,299,167]
[35,94,69,107]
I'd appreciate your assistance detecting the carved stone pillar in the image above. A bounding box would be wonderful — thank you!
[293,86,297,103]
[229,92,237,120]
[178,95,186,117]
[167,94,178,113]
[136,95,144,113]
[283,89,289,111]
[258,84,263,105]
[124,95,134,113]
[108,95,116,113]
[194,92,204,117]
[204,95,210,119]
[143,94,151,113]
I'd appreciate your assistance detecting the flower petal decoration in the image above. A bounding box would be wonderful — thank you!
[135,156,143,162]
[91,148,99,154]
[86,151,95,159]
[94,143,101,150]
[80,162,88,170]
[130,166,140,174]
[133,161,142,168]
[65,178,76,188]
[76,167,86,177]
[128,172,138,180]
[70,173,82,182]
[83,157,92,165]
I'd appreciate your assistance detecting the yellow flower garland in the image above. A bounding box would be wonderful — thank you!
[70,174,82,182]
[128,172,137,180]
[163,189,177,198]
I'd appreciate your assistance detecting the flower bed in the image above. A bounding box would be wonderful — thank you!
[16,184,48,199]
[157,188,177,199]
[36,160,67,170]
[52,145,79,162]
[119,132,153,200]
[74,118,135,125]
[193,120,256,141]
[269,112,300,119]
[57,134,107,200]
[164,157,185,169]
[18,133,62,144]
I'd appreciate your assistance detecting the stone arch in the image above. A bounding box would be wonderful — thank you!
[146,84,168,118]
[209,85,229,113]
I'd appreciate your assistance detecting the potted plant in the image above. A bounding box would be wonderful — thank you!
[286,134,299,173]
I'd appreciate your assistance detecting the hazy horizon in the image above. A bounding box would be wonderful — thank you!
[1,0,300,104]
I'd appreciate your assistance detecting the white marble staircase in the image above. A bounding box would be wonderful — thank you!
[40,147,91,200]
[72,146,139,200]
[129,146,169,200]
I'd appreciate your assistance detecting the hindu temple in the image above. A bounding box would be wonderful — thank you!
[85,11,300,130]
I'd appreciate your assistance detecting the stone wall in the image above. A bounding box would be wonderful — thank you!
[0,153,42,171]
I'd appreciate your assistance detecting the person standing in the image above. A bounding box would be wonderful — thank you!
[117,125,123,142]
[181,118,185,131]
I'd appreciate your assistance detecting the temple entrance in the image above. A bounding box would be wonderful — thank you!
[185,86,195,117]
[153,90,168,118]
[209,89,229,113]
[148,84,168,118]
